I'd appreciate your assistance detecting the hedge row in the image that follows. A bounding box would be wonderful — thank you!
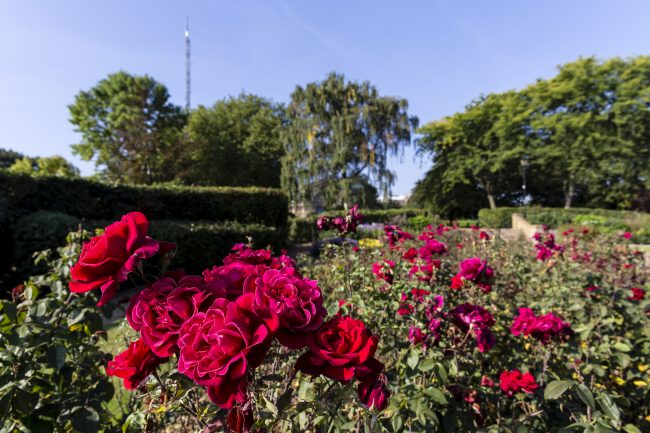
[0,172,288,227]
[478,206,648,229]
[289,208,427,243]
[10,211,286,278]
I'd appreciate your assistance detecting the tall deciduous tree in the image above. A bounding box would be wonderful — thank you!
[179,94,285,187]
[414,56,650,216]
[68,71,186,184]
[417,91,528,210]
[282,72,417,210]
[527,57,626,208]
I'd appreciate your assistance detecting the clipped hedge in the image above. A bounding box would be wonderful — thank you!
[288,208,427,243]
[11,211,285,277]
[478,206,648,229]
[0,172,288,227]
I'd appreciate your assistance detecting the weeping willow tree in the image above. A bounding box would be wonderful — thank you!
[282,72,417,210]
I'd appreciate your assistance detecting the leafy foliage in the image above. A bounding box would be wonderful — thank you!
[282,72,418,209]
[68,71,186,184]
[8,155,79,178]
[414,56,650,216]
[301,222,649,432]
[178,94,285,187]
[0,231,118,433]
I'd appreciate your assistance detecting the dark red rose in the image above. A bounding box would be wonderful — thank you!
[252,267,326,348]
[499,370,538,396]
[203,262,266,300]
[510,308,572,345]
[402,247,418,262]
[177,294,273,408]
[629,287,645,301]
[226,406,254,433]
[106,339,167,390]
[449,303,496,353]
[69,212,159,306]
[296,315,380,382]
[126,275,226,357]
[357,375,390,411]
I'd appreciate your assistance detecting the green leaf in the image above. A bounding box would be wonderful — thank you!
[544,380,575,400]
[423,387,447,405]
[72,407,99,433]
[419,358,436,372]
[596,393,620,422]
[623,425,642,433]
[575,383,595,410]
[47,345,66,371]
[406,349,419,370]
[612,342,631,352]
[12,387,38,414]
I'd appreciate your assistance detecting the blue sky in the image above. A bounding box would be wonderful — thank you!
[2,1,649,195]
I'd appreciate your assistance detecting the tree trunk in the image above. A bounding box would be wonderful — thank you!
[487,193,497,210]
[563,176,575,209]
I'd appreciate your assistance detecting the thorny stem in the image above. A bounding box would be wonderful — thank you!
[152,371,206,429]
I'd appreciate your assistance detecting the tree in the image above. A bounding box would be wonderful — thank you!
[178,94,285,187]
[0,148,23,169]
[282,72,417,210]
[68,71,186,184]
[8,155,79,177]
[417,91,528,211]
[414,55,650,215]
[527,57,628,208]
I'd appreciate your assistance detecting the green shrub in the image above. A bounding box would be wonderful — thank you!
[0,171,288,227]
[406,214,432,232]
[454,219,479,228]
[478,207,517,228]
[478,206,649,232]
[148,220,285,273]
[11,211,82,276]
[288,218,316,243]
[11,212,285,276]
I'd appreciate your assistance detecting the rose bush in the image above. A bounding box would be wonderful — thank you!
[64,210,387,432]
[3,207,648,433]
[305,220,649,432]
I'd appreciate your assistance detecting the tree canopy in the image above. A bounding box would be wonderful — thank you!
[0,148,24,169]
[178,94,285,187]
[282,72,418,210]
[413,56,650,216]
[8,155,79,178]
[68,71,186,184]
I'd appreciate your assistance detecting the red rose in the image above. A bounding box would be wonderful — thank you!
[252,267,326,348]
[499,370,538,396]
[69,212,159,306]
[295,315,380,382]
[177,294,273,408]
[357,375,390,411]
[449,303,496,353]
[223,245,272,266]
[629,287,645,301]
[126,275,226,357]
[510,308,572,345]
[106,339,167,390]
[203,262,266,300]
